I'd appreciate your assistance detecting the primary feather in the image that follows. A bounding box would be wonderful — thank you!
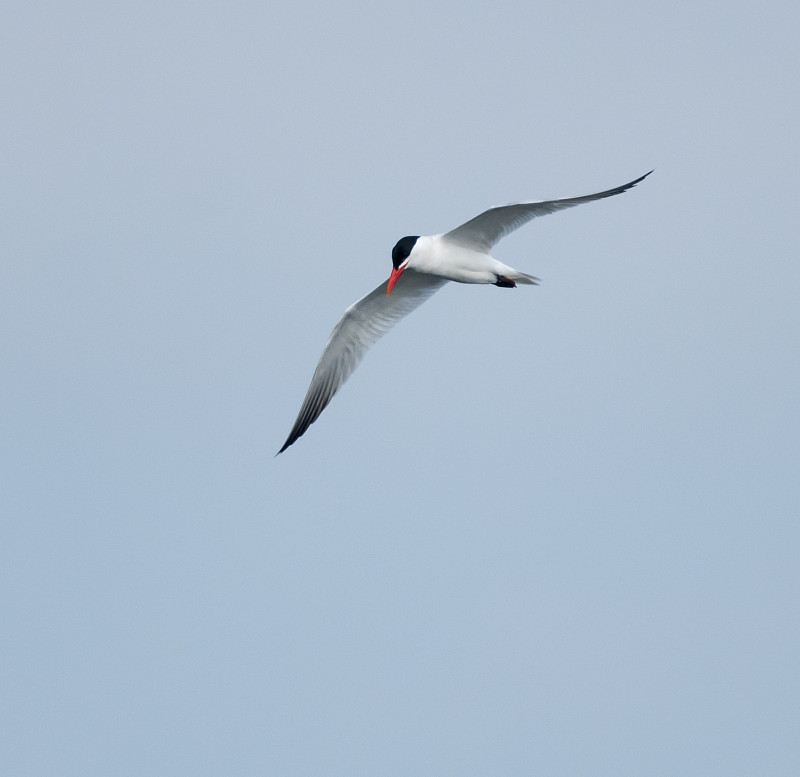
[278,271,447,453]
[444,172,652,252]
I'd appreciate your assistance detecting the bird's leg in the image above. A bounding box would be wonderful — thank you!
[494,274,517,288]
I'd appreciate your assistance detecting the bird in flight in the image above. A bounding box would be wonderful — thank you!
[278,171,651,453]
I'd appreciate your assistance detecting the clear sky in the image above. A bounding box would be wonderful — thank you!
[2,1,798,775]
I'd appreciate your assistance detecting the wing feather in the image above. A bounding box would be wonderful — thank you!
[278,270,447,453]
[443,171,652,252]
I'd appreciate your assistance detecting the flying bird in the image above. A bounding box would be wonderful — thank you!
[278,171,651,453]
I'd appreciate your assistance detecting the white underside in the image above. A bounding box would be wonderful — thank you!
[406,234,534,284]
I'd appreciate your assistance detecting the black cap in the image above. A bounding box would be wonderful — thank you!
[391,236,419,269]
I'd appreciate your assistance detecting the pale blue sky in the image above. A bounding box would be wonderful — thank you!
[2,1,798,775]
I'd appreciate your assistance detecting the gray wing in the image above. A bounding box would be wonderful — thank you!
[278,270,448,453]
[443,171,652,252]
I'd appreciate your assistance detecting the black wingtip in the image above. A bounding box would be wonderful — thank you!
[277,425,305,455]
[612,170,653,197]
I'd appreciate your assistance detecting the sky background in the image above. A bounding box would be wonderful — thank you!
[2,1,799,775]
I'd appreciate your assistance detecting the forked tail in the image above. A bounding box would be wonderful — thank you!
[512,270,540,285]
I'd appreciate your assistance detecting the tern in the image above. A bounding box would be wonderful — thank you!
[278,171,651,453]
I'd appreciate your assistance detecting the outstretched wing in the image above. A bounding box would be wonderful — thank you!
[278,270,448,453]
[443,171,652,253]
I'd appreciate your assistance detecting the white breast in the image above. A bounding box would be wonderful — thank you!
[410,235,498,284]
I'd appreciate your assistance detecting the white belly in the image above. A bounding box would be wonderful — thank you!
[412,235,501,284]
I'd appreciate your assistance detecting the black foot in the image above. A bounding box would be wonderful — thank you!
[494,275,517,288]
